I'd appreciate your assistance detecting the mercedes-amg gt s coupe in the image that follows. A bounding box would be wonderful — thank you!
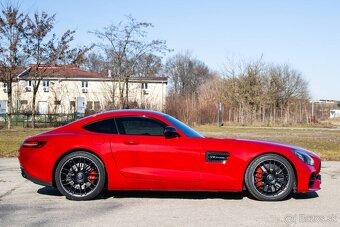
[19,110,321,201]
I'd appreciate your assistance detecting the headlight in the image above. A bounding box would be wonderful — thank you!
[293,149,314,166]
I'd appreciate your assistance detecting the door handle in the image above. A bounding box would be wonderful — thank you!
[124,141,139,145]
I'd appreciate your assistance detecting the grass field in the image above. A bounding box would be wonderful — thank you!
[0,128,50,158]
[1,126,340,160]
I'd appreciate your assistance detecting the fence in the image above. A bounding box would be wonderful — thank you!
[0,113,78,128]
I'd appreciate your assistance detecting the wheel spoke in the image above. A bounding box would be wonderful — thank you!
[260,165,268,173]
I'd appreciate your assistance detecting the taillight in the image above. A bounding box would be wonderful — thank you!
[21,141,47,148]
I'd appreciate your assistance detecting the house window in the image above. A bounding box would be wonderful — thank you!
[142,82,149,95]
[82,81,88,93]
[142,83,148,89]
[25,80,32,92]
[43,80,49,92]
[43,80,49,87]
[54,100,61,105]
[87,101,93,109]
[3,82,7,93]
[94,101,100,111]
[81,81,88,88]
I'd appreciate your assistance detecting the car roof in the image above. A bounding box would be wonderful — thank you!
[79,109,167,125]
[52,109,169,132]
[101,109,167,116]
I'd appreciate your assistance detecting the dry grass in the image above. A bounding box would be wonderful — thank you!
[195,125,340,160]
[0,127,51,157]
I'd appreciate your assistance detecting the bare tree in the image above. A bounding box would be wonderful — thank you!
[220,59,310,125]
[0,4,27,129]
[82,52,108,73]
[165,52,213,123]
[23,11,55,127]
[24,12,93,127]
[166,54,310,126]
[166,52,212,97]
[90,16,169,108]
[47,30,93,66]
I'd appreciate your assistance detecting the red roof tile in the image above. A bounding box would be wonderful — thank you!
[21,64,167,82]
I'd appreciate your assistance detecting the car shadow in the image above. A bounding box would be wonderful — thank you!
[99,189,248,200]
[291,191,319,200]
[37,186,247,200]
[37,187,63,196]
[36,187,319,201]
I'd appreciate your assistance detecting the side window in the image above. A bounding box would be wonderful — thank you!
[116,117,166,136]
[83,118,117,134]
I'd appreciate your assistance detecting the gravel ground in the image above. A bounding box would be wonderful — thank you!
[0,158,339,227]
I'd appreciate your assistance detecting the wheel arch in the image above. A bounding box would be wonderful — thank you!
[52,148,108,188]
[242,152,298,192]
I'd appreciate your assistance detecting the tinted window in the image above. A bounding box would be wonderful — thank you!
[83,118,117,134]
[164,114,204,138]
[116,117,166,136]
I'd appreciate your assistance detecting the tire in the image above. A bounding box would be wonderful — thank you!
[55,151,106,201]
[245,154,295,201]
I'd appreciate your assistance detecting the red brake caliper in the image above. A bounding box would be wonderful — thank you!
[255,167,263,187]
[87,169,97,184]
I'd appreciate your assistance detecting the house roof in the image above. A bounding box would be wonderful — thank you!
[18,64,168,83]
[0,66,26,81]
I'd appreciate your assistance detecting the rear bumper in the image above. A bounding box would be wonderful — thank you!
[21,167,52,187]
[18,146,55,185]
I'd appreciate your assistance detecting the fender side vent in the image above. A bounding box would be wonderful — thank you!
[206,152,229,162]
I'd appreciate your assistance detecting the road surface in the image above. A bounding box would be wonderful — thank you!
[0,158,339,227]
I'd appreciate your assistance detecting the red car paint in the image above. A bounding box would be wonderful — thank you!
[18,110,321,193]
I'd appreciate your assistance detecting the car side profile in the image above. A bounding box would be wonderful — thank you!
[18,110,321,201]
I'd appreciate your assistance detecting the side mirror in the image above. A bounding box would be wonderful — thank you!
[164,126,179,138]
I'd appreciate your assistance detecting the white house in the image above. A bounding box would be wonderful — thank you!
[330,109,340,119]
[0,65,167,115]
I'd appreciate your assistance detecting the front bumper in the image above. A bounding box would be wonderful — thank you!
[308,174,321,191]
[295,156,321,192]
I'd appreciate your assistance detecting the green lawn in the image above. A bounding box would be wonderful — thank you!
[1,126,340,160]
[195,125,340,161]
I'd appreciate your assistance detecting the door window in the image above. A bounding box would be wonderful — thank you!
[116,117,166,136]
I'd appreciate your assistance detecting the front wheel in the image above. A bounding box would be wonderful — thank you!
[245,154,295,201]
[55,151,106,201]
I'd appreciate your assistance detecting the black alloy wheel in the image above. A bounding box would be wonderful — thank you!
[245,154,295,201]
[55,151,105,200]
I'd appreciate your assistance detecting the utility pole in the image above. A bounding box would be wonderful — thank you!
[218,102,222,127]
[311,100,317,123]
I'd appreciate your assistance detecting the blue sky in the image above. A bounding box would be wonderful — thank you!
[18,0,340,100]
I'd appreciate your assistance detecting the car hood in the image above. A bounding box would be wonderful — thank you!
[233,138,318,157]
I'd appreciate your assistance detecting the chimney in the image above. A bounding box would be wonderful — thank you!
[108,69,112,78]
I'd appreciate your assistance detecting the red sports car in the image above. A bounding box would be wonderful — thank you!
[18,110,321,201]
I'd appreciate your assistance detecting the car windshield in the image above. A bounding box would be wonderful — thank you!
[164,114,204,138]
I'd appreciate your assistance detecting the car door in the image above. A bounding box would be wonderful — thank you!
[110,116,201,182]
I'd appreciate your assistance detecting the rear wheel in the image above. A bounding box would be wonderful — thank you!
[55,151,105,201]
[245,154,295,201]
